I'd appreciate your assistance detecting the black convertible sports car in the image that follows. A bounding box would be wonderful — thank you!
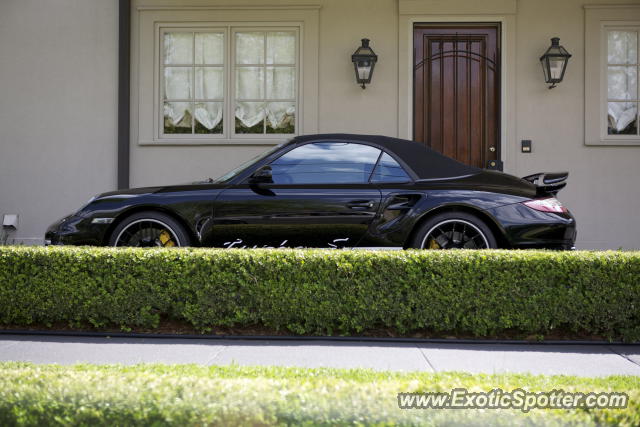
[46,134,576,250]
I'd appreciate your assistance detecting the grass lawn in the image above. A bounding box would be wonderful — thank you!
[0,363,638,426]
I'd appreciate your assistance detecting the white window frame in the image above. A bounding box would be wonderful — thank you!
[584,5,640,146]
[133,6,319,146]
[157,24,300,142]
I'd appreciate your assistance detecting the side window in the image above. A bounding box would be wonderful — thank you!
[370,152,411,183]
[270,142,381,184]
[606,29,638,136]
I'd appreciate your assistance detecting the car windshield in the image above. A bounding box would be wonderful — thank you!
[212,143,286,183]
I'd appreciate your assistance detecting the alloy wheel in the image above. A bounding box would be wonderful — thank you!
[113,219,181,247]
[420,219,489,249]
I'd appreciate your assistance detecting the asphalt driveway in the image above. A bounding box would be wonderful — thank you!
[1,335,640,376]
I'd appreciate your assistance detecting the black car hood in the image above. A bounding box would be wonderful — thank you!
[97,182,228,199]
[98,186,165,198]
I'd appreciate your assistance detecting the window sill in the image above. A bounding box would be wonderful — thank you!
[139,138,292,146]
[585,138,640,146]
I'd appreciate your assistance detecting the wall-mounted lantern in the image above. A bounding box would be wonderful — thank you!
[351,38,378,89]
[539,37,571,89]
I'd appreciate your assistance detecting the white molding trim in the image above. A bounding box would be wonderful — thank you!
[583,4,640,10]
[398,0,516,15]
[137,5,321,11]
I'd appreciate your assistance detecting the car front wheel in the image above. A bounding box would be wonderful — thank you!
[108,211,191,247]
[410,212,497,249]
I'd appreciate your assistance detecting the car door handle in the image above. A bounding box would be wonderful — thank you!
[346,200,375,210]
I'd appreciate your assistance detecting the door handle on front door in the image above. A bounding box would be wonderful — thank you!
[346,201,375,210]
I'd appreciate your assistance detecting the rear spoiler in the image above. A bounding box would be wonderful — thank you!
[521,172,568,196]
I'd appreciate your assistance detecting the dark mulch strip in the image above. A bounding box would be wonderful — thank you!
[0,318,608,342]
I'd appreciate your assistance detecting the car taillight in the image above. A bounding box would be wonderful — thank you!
[522,197,568,213]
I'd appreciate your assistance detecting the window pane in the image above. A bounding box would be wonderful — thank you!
[164,67,192,99]
[195,67,223,100]
[164,32,193,64]
[164,102,192,134]
[195,33,224,65]
[194,102,223,134]
[548,58,565,80]
[608,31,638,64]
[266,102,295,134]
[608,66,637,100]
[266,67,295,99]
[235,32,264,64]
[370,153,411,183]
[271,143,381,184]
[235,101,265,134]
[236,67,264,99]
[608,102,638,135]
[267,32,296,64]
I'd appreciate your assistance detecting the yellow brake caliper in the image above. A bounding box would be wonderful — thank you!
[428,238,440,249]
[159,230,175,247]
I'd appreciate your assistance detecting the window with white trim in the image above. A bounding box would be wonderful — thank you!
[606,28,639,136]
[161,27,298,139]
[584,6,640,145]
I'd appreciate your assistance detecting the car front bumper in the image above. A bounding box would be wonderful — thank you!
[45,214,112,246]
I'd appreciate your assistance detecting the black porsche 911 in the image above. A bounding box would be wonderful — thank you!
[46,134,576,250]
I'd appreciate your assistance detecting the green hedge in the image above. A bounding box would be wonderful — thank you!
[1,246,639,340]
[2,363,638,426]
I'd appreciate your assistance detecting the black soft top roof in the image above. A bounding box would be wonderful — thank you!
[291,133,480,180]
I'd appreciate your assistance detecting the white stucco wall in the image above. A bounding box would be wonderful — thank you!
[0,0,118,243]
[1,0,639,249]
[513,0,640,249]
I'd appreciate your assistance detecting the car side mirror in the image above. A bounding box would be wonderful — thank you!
[249,165,273,184]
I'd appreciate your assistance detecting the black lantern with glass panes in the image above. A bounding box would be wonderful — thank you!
[351,38,378,89]
[540,37,572,89]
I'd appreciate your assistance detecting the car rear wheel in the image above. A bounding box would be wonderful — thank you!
[108,211,191,247]
[410,212,497,249]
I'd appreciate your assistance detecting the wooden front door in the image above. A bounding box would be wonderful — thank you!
[414,24,501,169]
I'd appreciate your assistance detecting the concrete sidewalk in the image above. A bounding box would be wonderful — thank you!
[1,335,639,377]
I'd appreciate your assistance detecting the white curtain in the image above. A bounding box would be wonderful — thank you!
[235,31,296,130]
[235,102,265,128]
[194,103,223,130]
[164,102,190,128]
[163,30,296,131]
[608,103,637,132]
[234,67,296,128]
[234,103,295,129]
[163,32,225,131]
[164,103,223,130]
[266,103,295,129]
[606,31,638,133]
